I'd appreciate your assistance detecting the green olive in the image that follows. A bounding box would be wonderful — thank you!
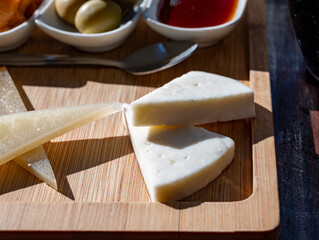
[75,0,122,34]
[55,0,88,25]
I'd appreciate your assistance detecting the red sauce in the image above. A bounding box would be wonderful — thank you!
[158,0,238,28]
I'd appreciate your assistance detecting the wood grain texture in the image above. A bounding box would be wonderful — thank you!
[310,111,319,155]
[266,0,319,239]
[0,0,279,239]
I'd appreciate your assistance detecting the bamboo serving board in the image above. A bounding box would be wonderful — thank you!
[0,0,279,239]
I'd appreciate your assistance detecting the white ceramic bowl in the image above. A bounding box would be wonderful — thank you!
[144,0,247,47]
[36,0,145,52]
[0,3,44,52]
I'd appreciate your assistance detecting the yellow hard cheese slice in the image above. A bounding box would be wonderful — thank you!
[132,71,255,126]
[0,102,122,166]
[0,67,57,189]
[123,104,235,202]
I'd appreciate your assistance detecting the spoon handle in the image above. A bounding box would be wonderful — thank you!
[0,54,122,68]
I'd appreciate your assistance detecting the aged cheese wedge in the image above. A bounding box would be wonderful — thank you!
[0,67,57,189]
[14,149,58,189]
[132,71,255,126]
[0,102,122,166]
[123,104,235,202]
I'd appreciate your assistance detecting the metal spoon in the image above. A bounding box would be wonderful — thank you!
[0,41,197,75]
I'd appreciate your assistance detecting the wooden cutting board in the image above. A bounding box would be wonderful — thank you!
[0,0,279,239]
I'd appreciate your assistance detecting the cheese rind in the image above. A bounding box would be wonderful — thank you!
[0,102,122,166]
[123,104,235,202]
[132,71,255,126]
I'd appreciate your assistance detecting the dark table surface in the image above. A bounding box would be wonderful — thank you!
[265,0,319,239]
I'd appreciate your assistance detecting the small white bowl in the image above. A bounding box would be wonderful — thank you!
[144,0,247,47]
[0,3,44,52]
[35,0,145,52]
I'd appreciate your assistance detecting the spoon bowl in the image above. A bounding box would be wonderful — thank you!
[121,41,197,74]
[0,41,198,75]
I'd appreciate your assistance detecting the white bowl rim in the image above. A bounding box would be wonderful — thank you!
[35,0,143,38]
[144,0,247,32]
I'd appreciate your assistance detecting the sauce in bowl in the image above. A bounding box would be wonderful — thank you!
[158,0,238,28]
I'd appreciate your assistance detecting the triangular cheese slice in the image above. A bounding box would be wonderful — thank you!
[123,104,235,202]
[0,101,122,166]
[14,149,58,189]
[132,71,255,126]
[0,67,57,189]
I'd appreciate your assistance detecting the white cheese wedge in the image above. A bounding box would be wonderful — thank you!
[0,67,57,189]
[123,104,235,202]
[132,71,255,126]
[0,102,122,166]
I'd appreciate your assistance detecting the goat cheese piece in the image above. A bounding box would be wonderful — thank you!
[0,102,122,166]
[132,71,255,126]
[123,104,235,202]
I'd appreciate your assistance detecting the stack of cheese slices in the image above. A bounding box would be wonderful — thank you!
[0,71,255,201]
[123,71,255,202]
